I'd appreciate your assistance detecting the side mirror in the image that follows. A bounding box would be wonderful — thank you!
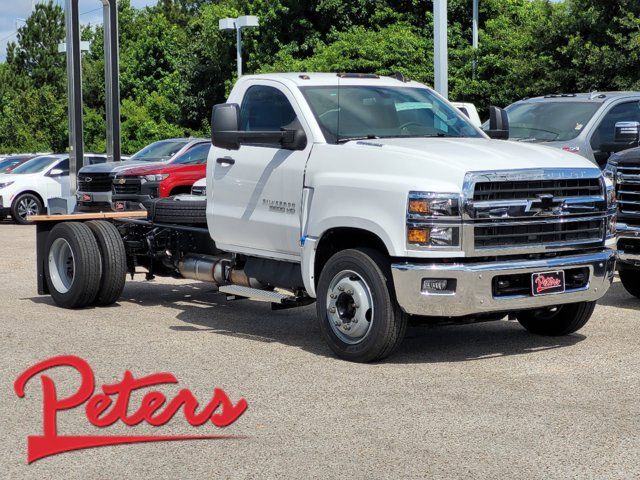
[211,103,241,150]
[599,121,640,154]
[49,168,65,177]
[210,103,307,151]
[280,119,307,151]
[485,106,509,140]
[614,121,640,144]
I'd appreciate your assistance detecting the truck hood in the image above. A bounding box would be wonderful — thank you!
[116,162,199,177]
[78,159,168,174]
[345,137,599,187]
[0,173,38,183]
[611,146,640,164]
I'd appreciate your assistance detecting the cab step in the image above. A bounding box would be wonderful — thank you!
[218,285,295,303]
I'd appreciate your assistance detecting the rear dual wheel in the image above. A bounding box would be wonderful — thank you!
[45,221,127,308]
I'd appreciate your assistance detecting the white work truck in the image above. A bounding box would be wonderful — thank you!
[33,73,617,362]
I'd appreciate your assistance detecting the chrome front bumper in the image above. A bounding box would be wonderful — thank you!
[391,249,616,317]
[617,223,640,266]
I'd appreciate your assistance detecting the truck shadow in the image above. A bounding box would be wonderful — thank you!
[25,279,587,363]
[115,280,586,364]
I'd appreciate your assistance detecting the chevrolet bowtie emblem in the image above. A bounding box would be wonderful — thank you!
[117,178,126,184]
[534,193,556,210]
[527,193,565,216]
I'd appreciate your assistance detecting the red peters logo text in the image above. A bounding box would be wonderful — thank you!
[14,355,248,463]
[534,274,562,293]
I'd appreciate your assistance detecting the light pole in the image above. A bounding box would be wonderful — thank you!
[434,0,448,98]
[472,0,479,79]
[219,15,259,77]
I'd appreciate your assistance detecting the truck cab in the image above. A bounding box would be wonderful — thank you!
[502,92,640,167]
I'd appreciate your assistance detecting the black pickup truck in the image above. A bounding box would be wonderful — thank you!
[606,147,640,297]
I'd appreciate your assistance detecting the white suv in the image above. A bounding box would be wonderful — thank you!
[0,154,69,224]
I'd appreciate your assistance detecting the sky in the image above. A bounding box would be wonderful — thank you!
[0,0,156,62]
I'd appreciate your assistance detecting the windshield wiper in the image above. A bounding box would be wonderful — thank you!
[336,134,380,144]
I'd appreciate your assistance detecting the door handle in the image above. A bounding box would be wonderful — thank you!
[216,157,235,166]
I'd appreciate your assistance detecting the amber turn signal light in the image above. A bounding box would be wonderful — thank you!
[407,227,429,244]
[408,199,430,214]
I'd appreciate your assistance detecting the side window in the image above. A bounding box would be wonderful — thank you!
[240,85,298,133]
[57,159,69,174]
[591,101,640,150]
[173,143,211,165]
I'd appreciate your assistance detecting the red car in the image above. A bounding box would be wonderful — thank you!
[112,141,210,210]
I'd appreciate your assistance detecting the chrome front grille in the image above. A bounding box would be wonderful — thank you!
[616,163,640,226]
[463,169,608,254]
[474,218,604,248]
[78,172,112,192]
[473,178,601,201]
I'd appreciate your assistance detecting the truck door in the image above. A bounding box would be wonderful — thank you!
[589,100,640,167]
[45,158,70,200]
[210,82,312,261]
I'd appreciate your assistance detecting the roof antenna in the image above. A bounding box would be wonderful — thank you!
[392,72,409,83]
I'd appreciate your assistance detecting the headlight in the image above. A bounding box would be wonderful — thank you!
[143,174,169,182]
[603,161,618,183]
[191,185,206,196]
[408,192,460,217]
[0,181,14,189]
[605,179,617,209]
[407,192,461,249]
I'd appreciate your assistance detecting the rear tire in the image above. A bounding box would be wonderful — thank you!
[315,248,407,362]
[11,193,43,224]
[619,267,640,299]
[86,220,127,306]
[149,197,206,225]
[516,301,596,336]
[45,222,102,308]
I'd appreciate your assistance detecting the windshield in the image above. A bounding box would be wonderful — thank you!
[11,156,58,174]
[301,86,481,143]
[0,156,30,173]
[505,101,601,142]
[130,140,187,162]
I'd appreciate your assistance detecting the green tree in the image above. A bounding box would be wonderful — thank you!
[6,1,66,90]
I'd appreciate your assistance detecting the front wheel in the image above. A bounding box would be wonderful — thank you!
[11,193,43,224]
[619,267,640,299]
[516,301,596,336]
[315,248,407,362]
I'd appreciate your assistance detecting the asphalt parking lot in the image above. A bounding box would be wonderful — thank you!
[1,222,639,479]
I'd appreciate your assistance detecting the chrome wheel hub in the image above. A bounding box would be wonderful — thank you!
[48,238,75,293]
[326,270,374,344]
[17,197,39,219]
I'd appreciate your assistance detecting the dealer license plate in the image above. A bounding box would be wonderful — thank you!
[531,270,565,296]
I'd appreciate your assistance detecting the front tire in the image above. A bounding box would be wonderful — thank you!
[619,267,640,299]
[11,193,43,224]
[45,222,102,308]
[516,301,596,336]
[315,248,407,362]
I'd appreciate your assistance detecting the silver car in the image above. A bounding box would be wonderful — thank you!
[500,92,640,168]
[75,138,207,211]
